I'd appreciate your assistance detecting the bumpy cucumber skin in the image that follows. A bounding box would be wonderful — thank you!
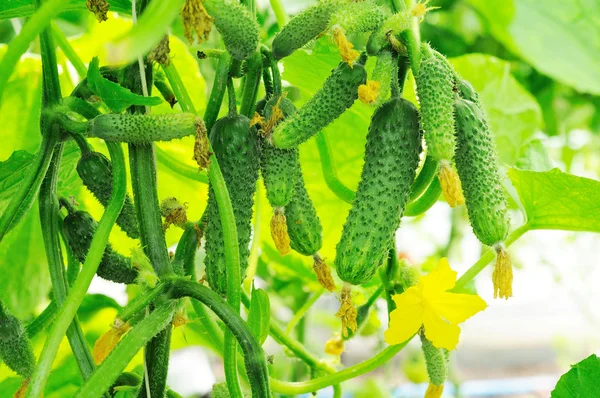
[204,115,259,295]
[0,305,35,378]
[272,1,338,59]
[204,0,260,61]
[371,50,394,105]
[330,0,387,35]
[420,334,447,386]
[272,62,366,149]
[88,113,197,144]
[261,97,299,207]
[335,98,421,285]
[416,55,456,163]
[77,152,140,239]
[285,171,323,256]
[457,79,479,103]
[63,210,138,284]
[454,99,509,246]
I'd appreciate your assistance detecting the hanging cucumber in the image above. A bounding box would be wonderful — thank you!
[420,332,448,398]
[61,201,138,284]
[77,151,140,239]
[285,170,336,292]
[453,98,512,299]
[204,83,260,295]
[272,57,367,149]
[416,44,464,207]
[271,0,339,59]
[0,300,35,379]
[329,0,387,35]
[335,97,422,286]
[359,49,393,105]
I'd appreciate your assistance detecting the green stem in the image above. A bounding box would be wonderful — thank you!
[51,23,87,78]
[402,0,421,77]
[269,0,288,27]
[74,302,175,398]
[261,47,281,97]
[244,181,263,292]
[204,52,231,131]
[227,76,237,116]
[285,290,324,335]
[26,301,57,338]
[0,0,68,104]
[453,224,529,293]
[27,142,127,398]
[390,0,406,12]
[0,133,56,242]
[315,131,355,204]
[239,51,262,118]
[404,177,441,217]
[162,63,197,113]
[155,146,209,184]
[168,279,272,398]
[270,341,410,394]
[409,156,437,201]
[333,384,343,398]
[118,284,167,323]
[62,96,101,120]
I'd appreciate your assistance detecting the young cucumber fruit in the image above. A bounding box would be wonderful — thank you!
[62,209,138,284]
[0,300,35,379]
[272,60,366,149]
[88,113,202,144]
[335,97,422,285]
[453,98,510,246]
[204,114,260,295]
[203,0,260,61]
[77,151,140,239]
[329,0,387,35]
[420,333,448,393]
[271,0,339,59]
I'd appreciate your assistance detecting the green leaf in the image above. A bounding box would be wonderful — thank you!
[247,287,270,346]
[0,150,35,211]
[515,138,553,172]
[509,168,600,232]
[450,54,542,165]
[77,294,122,322]
[551,354,600,397]
[87,57,162,113]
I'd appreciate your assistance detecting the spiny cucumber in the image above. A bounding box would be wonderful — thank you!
[0,300,35,379]
[272,59,366,149]
[62,207,138,284]
[366,11,411,56]
[203,0,260,61]
[329,0,387,35]
[272,0,340,59]
[204,114,260,295]
[87,113,203,144]
[77,151,140,239]
[420,333,448,393]
[335,97,422,285]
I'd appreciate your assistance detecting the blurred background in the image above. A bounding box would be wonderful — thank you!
[1,0,599,396]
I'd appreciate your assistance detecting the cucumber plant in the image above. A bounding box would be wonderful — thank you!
[0,0,593,397]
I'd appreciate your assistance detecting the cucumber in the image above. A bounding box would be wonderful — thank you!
[370,50,394,104]
[272,0,339,59]
[453,99,509,247]
[272,60,367,149]
[457,79,479,103]
[0,300,35,378]
[204,0,260,61]
[77,151,140,239]
[420,333,448,392]
[335,97,422,285]
[87,113,202,144]
[62,208,138,284]
[329,0,387,35]
[204,114,260,295]
[366,11,411,56]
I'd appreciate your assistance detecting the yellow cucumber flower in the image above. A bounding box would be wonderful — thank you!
[384,258,486,350]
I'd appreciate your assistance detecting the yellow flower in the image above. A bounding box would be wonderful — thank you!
[384,258,486,350]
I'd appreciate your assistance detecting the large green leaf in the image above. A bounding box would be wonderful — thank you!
[450,54,542,165]
[509,168,600,232]
[551,354,600,397]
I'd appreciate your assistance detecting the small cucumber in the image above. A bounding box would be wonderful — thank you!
[0,300,35,378]
[77,151,140,239]
[453,99,509,247]
[204,114,260,295]
[203,0,260,61]
[420,333,448,391]
[272,60,367,149]
[272,1,339,59]
[62,208,138,284]
[335,97,422,285]
[88,113,202,144]
[329,0,387,35]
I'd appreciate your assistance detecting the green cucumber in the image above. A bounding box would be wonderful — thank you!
[204,0,260,61]
[62,207,138,284]
[272,59,367,149]
[329,0,387,35]
[335,97,422,285]
[77,151,140,239]
[420,333,448,388]
[260,97,299,208]
[457,79,479,103]
[271,1,339,59]
[370,49,394,105]
[453,99,509,246]
[415,47,456,163]
[0,300,35,378]
[204,114,260,295]
[366,11,411,56]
